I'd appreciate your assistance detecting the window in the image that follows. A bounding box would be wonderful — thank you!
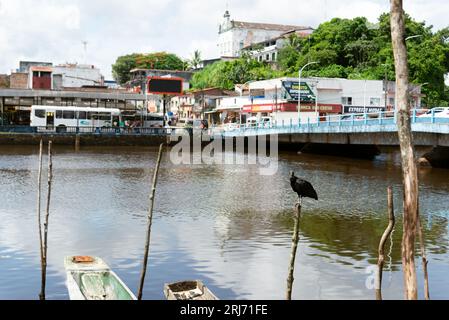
[35,109,46,118]
[370,97,381,106]
[63,111,75,119]
[78,111,87,120]
[239,41,244,49]
[342,97,353,105]
[389,98,395,106]
[272,52,276,61]
[56,110,63,119]
[99,113,111,121]
[266,54,270,61]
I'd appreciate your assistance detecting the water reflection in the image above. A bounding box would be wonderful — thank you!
[0,146,448,300]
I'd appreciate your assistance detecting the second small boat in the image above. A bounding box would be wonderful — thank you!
[164,280,219,300]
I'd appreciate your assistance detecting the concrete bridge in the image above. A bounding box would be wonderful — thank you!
[219,111,449,168]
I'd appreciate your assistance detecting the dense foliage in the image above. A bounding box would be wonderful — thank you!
[192,13,449,106]
[191,54,282,90]
[112,52,185,85]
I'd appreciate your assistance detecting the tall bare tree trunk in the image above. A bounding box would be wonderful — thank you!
[390,0,420,300]
[138,144,164,300]
[286,203,301,300]
[376,187,396,300]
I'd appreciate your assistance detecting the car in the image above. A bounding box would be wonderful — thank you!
[246,116,273,128]
[418,107,449,118]
[223,122,240,131]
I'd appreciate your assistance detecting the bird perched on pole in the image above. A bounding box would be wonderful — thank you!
[290,172,318,205]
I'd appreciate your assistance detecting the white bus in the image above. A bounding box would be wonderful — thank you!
[30,105,122,132]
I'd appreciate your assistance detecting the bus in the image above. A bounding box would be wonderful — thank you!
[142,113,164,128]
[30,105,122,132]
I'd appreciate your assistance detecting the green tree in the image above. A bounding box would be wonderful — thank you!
[112,52,184,85]
[191,56,279,90]
[111,53,141,85]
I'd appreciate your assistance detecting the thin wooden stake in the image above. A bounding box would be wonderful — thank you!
[417,216,430,300]
[138,143,164,300]
[286,203,301,300]
[36,140,44,300]
[376,186,396,300]
[39,141,53,301]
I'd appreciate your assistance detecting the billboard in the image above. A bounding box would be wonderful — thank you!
[282,81,316,103]
[147,77,183,95]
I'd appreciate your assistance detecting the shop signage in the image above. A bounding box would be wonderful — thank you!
[243,103,342,114]
[282,81,315,102]
[343,106,385,113]
[250,89,265,99]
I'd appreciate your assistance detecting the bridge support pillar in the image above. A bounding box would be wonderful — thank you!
[422,147,449,169]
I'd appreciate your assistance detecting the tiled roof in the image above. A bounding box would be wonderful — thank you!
[232,20,311,32]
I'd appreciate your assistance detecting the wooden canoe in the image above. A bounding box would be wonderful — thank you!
[64,256,137,300]
[164,280,218,300]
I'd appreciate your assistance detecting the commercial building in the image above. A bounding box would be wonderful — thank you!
[213,77,424,125]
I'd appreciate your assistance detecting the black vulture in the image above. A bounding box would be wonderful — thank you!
[290,172,318,203]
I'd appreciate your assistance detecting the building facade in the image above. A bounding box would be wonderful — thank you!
[218,10,312,58]
[212,77,424,125]
[243,29,313,64]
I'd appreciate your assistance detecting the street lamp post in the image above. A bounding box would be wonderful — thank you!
[298,61,318,122]
[405,35,423,41]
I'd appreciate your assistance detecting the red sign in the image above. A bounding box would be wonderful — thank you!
[242,103,342,114]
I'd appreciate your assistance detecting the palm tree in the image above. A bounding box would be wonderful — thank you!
[190,50,202,70]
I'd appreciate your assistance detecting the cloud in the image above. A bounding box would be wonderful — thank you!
[0,0,448,79]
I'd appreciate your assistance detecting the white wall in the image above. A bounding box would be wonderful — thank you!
[53,65,103,88]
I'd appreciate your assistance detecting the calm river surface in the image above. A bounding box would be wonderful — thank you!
[0,145,448,300]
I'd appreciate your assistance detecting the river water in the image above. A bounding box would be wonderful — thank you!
[0,145,448,300]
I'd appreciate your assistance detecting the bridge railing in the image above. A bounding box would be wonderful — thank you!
[0,126,169,136]
[222,109,449,134]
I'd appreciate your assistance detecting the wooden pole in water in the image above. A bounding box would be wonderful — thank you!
[391,0,420,300]
[417,213,430,300]
[286,203,301,300]
[36,140,44,300]
[40,141,53,301]
[376,186,395,300]
[137,143,164,300]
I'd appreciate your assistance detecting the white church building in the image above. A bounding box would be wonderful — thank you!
[217,10,313,58]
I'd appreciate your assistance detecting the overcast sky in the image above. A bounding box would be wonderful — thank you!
[0,0,448,79]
